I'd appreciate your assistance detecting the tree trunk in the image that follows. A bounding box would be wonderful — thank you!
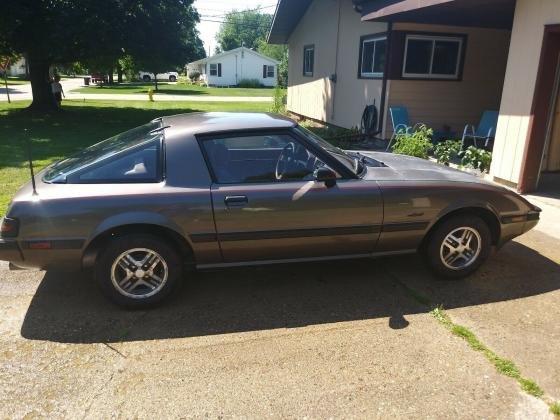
[117,66,123,83]
[108,68,114,85]
[154,73,158,91]
[28,58,57,112]
[3,73,10,103]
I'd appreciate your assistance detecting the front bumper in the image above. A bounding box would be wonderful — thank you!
[497,209,540,248]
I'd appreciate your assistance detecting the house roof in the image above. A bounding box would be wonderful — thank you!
[187,47,279,66]
[268,0,313,44]
[358,0,515,29]
[268,0,515,43]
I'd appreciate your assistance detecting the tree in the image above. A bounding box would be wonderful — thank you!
[0,0,204,111]
[257,41,288,87]
[0,40,20,103]
[216,10,272,52]
[130,1,205,91]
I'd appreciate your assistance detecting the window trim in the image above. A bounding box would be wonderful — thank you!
[402,33,466,80]
[65,136,165,184]
[209,63,222,77]
[266,65,275,78]
[195,128,356,185]
[303,44,314,77]
[358,33,388,79]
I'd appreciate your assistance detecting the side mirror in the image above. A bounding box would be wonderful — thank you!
[314,167,337,188]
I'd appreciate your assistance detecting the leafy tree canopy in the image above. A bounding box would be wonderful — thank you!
[216,10,272,52]
[0,0,205,111]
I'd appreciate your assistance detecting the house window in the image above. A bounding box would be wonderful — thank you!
[403,35,464,79]
[359,35,387,78]
[209,63,222,77]
[263,65,275,78]
[303,45,314,76]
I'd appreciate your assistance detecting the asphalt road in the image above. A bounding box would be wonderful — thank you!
[1,221,559,418]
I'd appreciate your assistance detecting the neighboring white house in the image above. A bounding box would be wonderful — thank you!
[7,57,27,77]
[187,47,278,87]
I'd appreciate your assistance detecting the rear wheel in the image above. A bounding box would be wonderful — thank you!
[423,215,492,279]
[142,74,151,82]
[94,234,182,308]
[168,75,177,82]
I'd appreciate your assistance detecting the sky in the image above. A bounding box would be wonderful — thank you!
[193,0,278,55]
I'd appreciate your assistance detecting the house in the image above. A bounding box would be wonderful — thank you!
[7,57,27,77]
[268,0,560,194]
[187,47,279,87]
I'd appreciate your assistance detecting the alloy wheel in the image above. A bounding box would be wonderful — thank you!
[439,227,482,270]
[110,248,168,299]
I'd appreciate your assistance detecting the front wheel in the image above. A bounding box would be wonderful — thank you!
[142,75,151,82]
[423,215,492,279]
[168,75,177,82]
[94,234,182,308]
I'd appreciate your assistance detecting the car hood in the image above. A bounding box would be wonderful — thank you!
[358,151,494,184]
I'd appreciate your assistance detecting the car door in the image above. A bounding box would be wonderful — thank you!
[199,130,383,263]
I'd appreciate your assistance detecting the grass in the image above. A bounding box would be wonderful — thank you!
[551,402,560,416]
[73,82,282,97]
[3,77,30,86]
[0,99,270,214]
[430,306,544,398]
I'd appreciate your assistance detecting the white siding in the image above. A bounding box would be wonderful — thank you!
[287,0,388,129]
[203,48,278,87]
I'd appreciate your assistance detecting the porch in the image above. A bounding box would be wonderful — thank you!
[358,0,560,194]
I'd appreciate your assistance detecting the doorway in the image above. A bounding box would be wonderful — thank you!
[537,49,560,198]
[519,24,560,193]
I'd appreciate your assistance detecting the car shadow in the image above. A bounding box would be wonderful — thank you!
[20,241,560,344]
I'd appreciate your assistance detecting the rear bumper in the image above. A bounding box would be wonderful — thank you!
[0,239,23,263]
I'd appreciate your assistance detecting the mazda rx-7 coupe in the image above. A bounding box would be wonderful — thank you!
[0,113,540,307]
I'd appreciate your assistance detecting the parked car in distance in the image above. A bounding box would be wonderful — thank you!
[0,113,540,308]
[138,71,178,82]
[90,73,108,84]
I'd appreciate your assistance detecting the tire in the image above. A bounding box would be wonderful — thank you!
[168,75,177,82]
[94,234,182,308]
[423,215,492,279]
[142,75,151,82]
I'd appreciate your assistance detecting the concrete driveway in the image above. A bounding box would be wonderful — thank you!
[1,203,559,418]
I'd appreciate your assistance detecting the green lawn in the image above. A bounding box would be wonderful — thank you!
[0,99,271,214]
[73,82,281,97]
[4,77,30,86]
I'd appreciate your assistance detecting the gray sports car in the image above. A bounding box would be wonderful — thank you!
[0,112,540,307]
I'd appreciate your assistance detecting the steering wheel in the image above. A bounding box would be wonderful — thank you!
[275,142,296,180]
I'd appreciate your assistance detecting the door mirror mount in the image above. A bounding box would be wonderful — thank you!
[314,167,337,188]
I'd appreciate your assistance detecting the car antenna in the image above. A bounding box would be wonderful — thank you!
[24,129,38,196]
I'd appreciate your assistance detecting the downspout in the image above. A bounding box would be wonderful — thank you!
[378,21,393,138]
[330,0,342,122]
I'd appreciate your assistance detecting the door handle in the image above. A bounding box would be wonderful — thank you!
[224,195,248,207]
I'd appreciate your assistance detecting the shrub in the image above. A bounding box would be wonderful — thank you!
[238,79,263,88]
[270,85,287,114]
[391,125,433,159]
[434,140,462,165]
[460,146,492,173]
[188,71,200,82]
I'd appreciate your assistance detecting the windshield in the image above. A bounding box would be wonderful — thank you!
[294,125,358,174]
[43,119,163,183]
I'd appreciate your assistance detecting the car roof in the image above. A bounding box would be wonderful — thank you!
[162,112,297,138]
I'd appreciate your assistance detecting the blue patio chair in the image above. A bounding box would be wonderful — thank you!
[461,110,499,149]
[386,106,426,151]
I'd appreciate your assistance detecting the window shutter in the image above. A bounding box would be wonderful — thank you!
[218,63,222,77]
[263,65,267,78]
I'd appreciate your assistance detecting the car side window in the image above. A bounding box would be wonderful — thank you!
[67,139,161,183]
[201,134,335,184]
